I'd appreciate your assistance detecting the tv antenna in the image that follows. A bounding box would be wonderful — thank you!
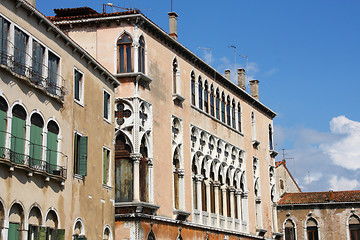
[103,3,151,13]
[239,54,248,81]
[280,148,296,180]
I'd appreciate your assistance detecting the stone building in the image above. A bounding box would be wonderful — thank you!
[277,190,360,240]
[275,160,301,198]
[50,6,280,240]
[0,0,119,239]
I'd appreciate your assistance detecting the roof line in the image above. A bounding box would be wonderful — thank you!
[19,0,120,87]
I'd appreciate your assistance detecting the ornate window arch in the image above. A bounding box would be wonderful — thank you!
[348,214,360,240]
[117,32,133,73]
[204,80,209,113]
[209,84,214,116]
[306,217,319,240]
[190,71,196,106]
[0,95,8,154]
[284,218,296,240]
[198,76,203,110]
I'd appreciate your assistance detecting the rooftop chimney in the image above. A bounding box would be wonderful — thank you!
[225,69,231,80]
[249,80,260,100]
[168,12,178,40]
[237,68,246,90]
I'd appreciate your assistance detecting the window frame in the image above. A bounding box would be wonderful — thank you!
[103,89,111,123]
[117,33,133,73]
[73,131,88,177]
[74,67,84,106]
[102,146,111,187]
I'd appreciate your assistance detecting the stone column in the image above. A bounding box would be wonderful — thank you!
[147,158,154,203]
[213,181,220,227]
[242,192,249,232]
[206,180,211,214]
[222,186,227,218]
[178,169,185,209]
[235,190,242,227]
[131,153,141,202]
[195,175,203,223]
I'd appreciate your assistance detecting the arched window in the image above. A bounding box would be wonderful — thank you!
[218,168,223,216]
[210,163,215,213]
[198,77,203,110]
[140,137,149,202]
[115,133,133,202]
[45,210,62,239]
[215,89,220,119]
[0,96,8,153]
[209,85,214,117]
[349,215,360,240]
[103,226,112,240]
[284,219,296,240]
[28,206,43,239]
[306,218,319,240]
[147,230,156,240]
[172,58,179,94]
[204,81,209,113]
[138,36,145,73]
[30,113,44,166]
[173,149,180,210]
[226,96,231,126]
[251,112,256,140]
[221,92,225,123]
[237,103,242,132]
[73,218,86,239]
[47,120,59,173]
[190,71,195,106]
[8,203,24,240]
[192,158,198,210]
[231,100,236,128]
[201,160,207,211]
[269,124,273,150]
[226,171,231,217]
[117,33,133,73]
[11,105,26,162]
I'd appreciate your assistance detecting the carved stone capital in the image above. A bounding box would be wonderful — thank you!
[212,181,221,187]
[147,158,153,166]
[235,190,242,196]
[130,153,142,163]
[195,174,204,182]
[177,169,185,177]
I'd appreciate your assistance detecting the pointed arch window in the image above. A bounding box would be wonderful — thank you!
[204,81,209,113]
[237,103,242,132]
[269,124,273,150]
[221,93,226,123]
[215,89,220,119]
[349,215,360,240]
[11,105,27,162]
[226,96,231,126]
[251,112,256,140]
[191,72,196,105]
[284,219,296,240]
[147,230,156,240]
[117,33,133,73]
[47,121,59,173]
[172,58,181,95]
[173,149,180,210]
[231,100,236,128]
[198,77,203,110]
[138,36,145,73]
[306,218,319,240]
[210,86,214,116]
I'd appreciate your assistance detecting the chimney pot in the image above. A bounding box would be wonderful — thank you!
[237,68,246,90]
[168,12,178,40]
[225,69,231,80]
[249,79,260,100]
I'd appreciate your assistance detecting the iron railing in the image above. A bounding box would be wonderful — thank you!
[0,39,66,100]
[0,131,67,179]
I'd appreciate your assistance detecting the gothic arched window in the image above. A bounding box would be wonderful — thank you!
[117,33,133,73]
[138,36,145,73]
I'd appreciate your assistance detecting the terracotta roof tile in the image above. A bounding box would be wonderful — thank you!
[278,190,360,205]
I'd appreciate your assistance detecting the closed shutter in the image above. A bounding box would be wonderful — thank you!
[48,53,59,94]
[32,41,44,84]
[103,149,108,184]
[30,124,43,165]
[55,229,65,240]
[10,116,26,163]
[0,17,8,64]
[38,227,47,240]
[8,223,20,240]
[78,136,88,176]
[46,131,58,173]
[0,108,6,155]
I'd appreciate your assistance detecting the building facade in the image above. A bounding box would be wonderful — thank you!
[277,191,360,240]
[50,6,280,240]
[0,0,119,239]
[275,160,301,198]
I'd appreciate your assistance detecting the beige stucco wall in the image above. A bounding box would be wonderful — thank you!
[0,1,116,239]
[276,164,301,198]
[64,16,277,238]
[277,205,360,240]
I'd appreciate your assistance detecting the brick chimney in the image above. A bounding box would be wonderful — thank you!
[237,68,246,90]
[27,0,36,7]
[168,12,178,40]
[225,69,231,80]
[249,80,259,100]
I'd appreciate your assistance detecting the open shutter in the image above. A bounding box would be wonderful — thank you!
[8,223,20,240]
[78,136,88,176]
[38,227,47,240]
[47,131,58,173]
[56,229,65,240]
[0,109,6,154]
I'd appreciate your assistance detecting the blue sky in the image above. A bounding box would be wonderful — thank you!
[37,0,360,192]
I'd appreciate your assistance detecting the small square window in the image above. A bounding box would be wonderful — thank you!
[74,68,84,104]
[103,90,111,121]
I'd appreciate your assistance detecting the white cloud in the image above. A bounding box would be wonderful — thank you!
[329,176,360,191]
[320,116,360,170]
[264,68,278,77]
[304,172,323,184]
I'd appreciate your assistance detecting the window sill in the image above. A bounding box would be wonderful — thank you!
[191,105,244,137]
[103,117,112,125]
[172,93,185,103]
[270,149,278,158]
[102,184,112,190]
[74,99,84,108]
[73,174,85,180]
[252,140,260,149]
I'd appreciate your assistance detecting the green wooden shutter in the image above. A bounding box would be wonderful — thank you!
[30,124,43,165]
[77,237,87,240]
[46,131,58,173]
[10,116,25,163]
[0,109,6,156]
[8,223,20,240]
[53,229,65,240]
[78,136,88,176]
[38,227,47,240]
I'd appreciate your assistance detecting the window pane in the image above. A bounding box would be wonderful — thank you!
[48,52,59,94]
[126,45,132,72]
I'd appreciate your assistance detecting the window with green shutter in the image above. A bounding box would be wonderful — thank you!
[0,17,9,65]
[14,27,28,76]
[103,148,110,185]
[74,133,87,176]
[32,40,44,84]
[0,96,8,157]
[8,222,20,240]
[29,113,44,166]
[47,121,59,174]
[11,105,26,164]
[48,52,59,95]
